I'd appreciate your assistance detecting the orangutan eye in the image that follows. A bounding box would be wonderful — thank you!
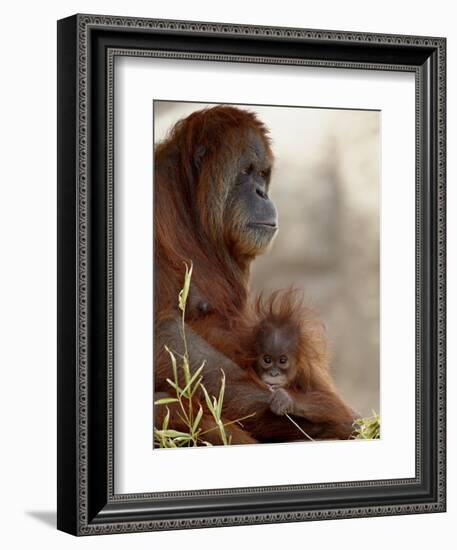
[263,355,272,364]
[241,164,253,176]
[279,355,288,365]
[258,170,267,179]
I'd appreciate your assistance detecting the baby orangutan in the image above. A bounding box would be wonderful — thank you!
[252,320,307,416]
[247,290,354,425]
[185,285,355,439]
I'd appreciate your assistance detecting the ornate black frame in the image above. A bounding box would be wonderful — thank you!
[57,14,446,535]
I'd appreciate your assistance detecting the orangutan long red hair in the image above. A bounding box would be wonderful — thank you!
[154,105,355,444]
[235,289,354,425]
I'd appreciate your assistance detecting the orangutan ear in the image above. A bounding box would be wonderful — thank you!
[193,145,206,171]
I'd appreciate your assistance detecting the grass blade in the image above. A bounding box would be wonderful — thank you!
[154,397,179,405]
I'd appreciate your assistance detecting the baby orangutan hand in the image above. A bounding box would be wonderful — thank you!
[269,388,294,416]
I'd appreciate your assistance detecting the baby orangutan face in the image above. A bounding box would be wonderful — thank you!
[254,323,298,390]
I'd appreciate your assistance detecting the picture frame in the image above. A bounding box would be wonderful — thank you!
[57,13,446,535]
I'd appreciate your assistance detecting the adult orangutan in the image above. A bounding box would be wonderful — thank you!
[154,105,354,444]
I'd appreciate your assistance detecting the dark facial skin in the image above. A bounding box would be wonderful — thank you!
[224,134,278,256]
[254,324,298,390]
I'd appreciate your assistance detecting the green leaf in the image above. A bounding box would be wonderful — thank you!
[180,364,205,397]
[188,364,205,388]
[173,435,193,442]
[217,369,226,417]
[192,405,204,433]
[201,384,215,415]
[190,377,203,398]
[162,407,170,431]
[181,354,191,388]
[164,345,178,384]
[165,378,181,394]
[154,397,179,405]
[351,411,380,440]
[178,261,193,312]
[155,429,190,438]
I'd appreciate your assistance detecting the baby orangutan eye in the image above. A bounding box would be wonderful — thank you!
[263,355,272,364]
[279,355,288,365]
[240,164,253,176]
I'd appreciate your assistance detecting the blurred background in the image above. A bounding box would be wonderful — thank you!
[154,101,380,418]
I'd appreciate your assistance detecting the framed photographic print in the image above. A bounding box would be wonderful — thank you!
[57,14,446,535]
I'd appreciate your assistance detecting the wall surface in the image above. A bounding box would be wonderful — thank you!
[0,0,454,548]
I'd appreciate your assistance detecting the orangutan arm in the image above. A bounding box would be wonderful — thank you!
[156,318,355,441]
